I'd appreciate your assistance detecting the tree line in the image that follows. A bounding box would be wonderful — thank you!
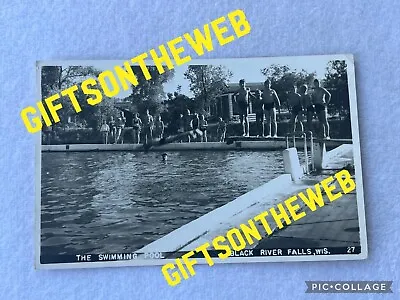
[40,60,349,131]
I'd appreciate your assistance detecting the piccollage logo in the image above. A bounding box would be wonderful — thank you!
[305,281,393,294]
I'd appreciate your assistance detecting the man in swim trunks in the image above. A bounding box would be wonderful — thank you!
[99,119,110,144]
[287,85,304,133]
[252,89,264,137]
[132,113,142,144]
[233,79,255,137]
[115,111,126,144]
[191,113,200,142]
[183,109,193,143]
[154,115,164,139]
[108,116,116,143]
[262,79,281,138]
[199,114,208,142]
[142,109,154,145]
[299,84,314,132]
[311,79,332,139]
[216,117,227,142]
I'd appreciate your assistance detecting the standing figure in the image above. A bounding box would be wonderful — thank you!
[109,116,116,143]
[177,114,185,143]
[132,113,142,144]
[142,109,154,145]
[199,114,208,142]
[183,109,193,143]
[154,115,165,139]
[312,79,332,139]
[262,79,281,138]
[115,111,126,144]
[287,85,304,133]
[252,89,264,137]
[233,79,254,137]
[299,84,314,132]
[100,119,110,144]
[191,113,200,142]
[217,117,227,142]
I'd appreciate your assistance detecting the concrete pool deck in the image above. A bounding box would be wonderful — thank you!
[41,138,352,152]
[256,191,359,249]
[138,143,360,254]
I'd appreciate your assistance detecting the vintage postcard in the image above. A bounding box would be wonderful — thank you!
[35,54,367,269]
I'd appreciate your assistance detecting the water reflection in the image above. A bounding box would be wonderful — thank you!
[41,151,284,255]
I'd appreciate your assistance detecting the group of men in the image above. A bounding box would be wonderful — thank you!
[99,78,332,145]
[100,110,165,145]
[177,110,209,142]
[234,78,332,139]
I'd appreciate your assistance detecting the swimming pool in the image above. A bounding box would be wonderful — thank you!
[41,151,285,256]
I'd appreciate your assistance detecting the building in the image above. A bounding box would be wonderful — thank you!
[214,82,264,121]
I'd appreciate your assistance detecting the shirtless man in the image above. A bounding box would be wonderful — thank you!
[142,109,154,145]
[191,113,200,142]
[154,115,164,139]
[252,89,264,137]
[216,117,227,142]
[115,111,126,144]
[299,84,314,132]
[312,79,332,139]
[262,79,281,138]
[183,109,193,143]
[108,116,116,143]
[287,85,304,133]
[132,113,142,144]
[234,79,255,137]
[199,114,208,142]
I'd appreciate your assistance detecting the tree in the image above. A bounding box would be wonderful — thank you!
[160,91,196,133]
[261,64,290,82]
[75,89,120,129]
[184,65,233,115]
[41,66,101,97]
[128,66,174,116]
[41,66,107,128]
[164,91,194,113]
[261,64,316,109]
[323,60,349,117]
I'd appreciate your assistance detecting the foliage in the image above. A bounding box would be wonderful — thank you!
[41,66,101,97]
[184,65,233,116]
[261,64,316,108]
[323,60,349,117]
[161,91,198,133]
[323,60,348,89]
[128,66,174,116]
[41,66,114,129]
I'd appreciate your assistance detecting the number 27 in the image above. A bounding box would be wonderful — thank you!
[347,246,355,253]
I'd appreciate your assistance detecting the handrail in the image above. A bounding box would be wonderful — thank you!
[285,131,315,174]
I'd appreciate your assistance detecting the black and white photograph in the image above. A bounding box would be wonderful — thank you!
[36,55,367,268]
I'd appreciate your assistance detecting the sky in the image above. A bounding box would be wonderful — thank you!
[42,54,349,99]
[161,56,331,98]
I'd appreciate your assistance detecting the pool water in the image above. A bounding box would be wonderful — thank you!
[41,151,285,256]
